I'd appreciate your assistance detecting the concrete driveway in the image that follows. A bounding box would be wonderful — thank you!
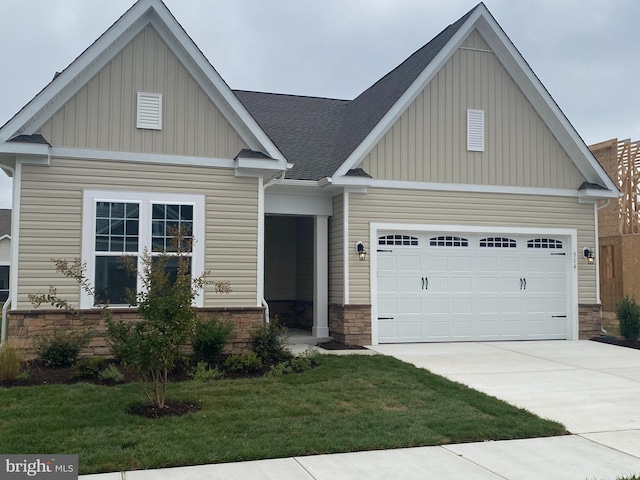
[370,340,640,457]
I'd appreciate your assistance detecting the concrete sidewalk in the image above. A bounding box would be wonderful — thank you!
[81,341,640,480]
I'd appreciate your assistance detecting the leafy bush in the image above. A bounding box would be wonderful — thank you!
[72,356,106,378]
[224,352,263,374]
[0,339,24,382]
[98,364,124,384]
[250,319,292,364]
[35,329,91,368]
[192,318,234,364]
[188,361,223,382]
[265,352,316,377]
[617,296,640,341]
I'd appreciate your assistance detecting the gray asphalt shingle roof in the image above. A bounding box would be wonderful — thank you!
[235,6,477,181]
[0,209,10,237]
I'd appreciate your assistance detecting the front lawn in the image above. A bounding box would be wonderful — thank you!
[0,354,565,474]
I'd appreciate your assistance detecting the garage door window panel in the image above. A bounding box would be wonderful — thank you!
[527,238,563,249]
[429,236,469,247]
[379,234,419,246]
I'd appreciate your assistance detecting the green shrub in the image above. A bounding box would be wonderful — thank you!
[189,361,223,382]
[35,329,91,368]
[250,319,292,364]
[265,361,293,377]
[192,318,234,364]
[617,296,640,341]
[0,339,24,382]
[72,356,106,378]
[98,364,124,384]
[265,353,316,377]
[224,352,263,374]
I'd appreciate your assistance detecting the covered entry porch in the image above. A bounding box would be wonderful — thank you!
[264,185,333,342]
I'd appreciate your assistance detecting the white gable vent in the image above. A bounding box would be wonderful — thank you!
[467,109,484,152]
[137,92,162,130]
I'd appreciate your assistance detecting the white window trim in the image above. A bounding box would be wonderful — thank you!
[137,92,163,130]
[81,190,205,309]
[467,109,484,152]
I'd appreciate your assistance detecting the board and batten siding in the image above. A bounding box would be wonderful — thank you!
[38,26,248,158]
[0,238,10,264]
[17,158,259,309]
[348,187,596,304]
[359,30,585,189]
[329,194,344,305]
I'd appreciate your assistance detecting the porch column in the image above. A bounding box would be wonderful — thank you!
[313,215,329,337]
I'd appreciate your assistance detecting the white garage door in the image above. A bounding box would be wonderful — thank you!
[377,232,568,343]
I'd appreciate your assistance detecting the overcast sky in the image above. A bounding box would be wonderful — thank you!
[1,0,639,209]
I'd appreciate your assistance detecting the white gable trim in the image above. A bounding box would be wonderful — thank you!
[0,0,286,168]
[0,235,10,242]
[333,4,617,195]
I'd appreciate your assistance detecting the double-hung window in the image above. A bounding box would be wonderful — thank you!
[82,191,205,309]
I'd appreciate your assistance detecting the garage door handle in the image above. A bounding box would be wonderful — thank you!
[520,278,523,290]
[423,277,428,290]
[523,278,526,290]
[422,277,424,290]
[378,317,394,320]
[552,315,566,318]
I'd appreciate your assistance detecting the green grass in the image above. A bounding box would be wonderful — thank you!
[0,355,565,474]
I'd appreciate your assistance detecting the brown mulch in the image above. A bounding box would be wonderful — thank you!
[591,336,640,350]
[126,401,200,418]
[318,340,366,351]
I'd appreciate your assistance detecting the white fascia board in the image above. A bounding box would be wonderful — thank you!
[265,192,333,216]
[578,188,619,203]
[149,8,287,165]
[234,156,286,171]
[0,2,154,143]
[0,235,10,242]
[0,0,288,169]
[473,14,619,194]
[266,179,330,196]
[0,142,50,157]
[330,176,591,199]
[50,147,235,169]
[333,8,484,178]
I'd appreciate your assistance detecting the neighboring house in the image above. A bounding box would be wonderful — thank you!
[591,138,640,312]
[0,209,9,303]
[0,0,618,353]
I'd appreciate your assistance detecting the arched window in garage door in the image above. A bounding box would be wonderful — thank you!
[429,236,468,247]
[479,237,517,248]
[378,234,419,246]
[527,238,563,249]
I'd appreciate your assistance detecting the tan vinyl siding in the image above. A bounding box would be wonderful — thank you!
[17,158,259,309]
[0,238,10,264]
[359,29,585,189]
[38,26,248,158]
[348,187,596,304]
[329,194,344,304]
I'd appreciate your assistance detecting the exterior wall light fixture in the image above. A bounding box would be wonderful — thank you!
[583,247,595,265]
[356,241,367,261]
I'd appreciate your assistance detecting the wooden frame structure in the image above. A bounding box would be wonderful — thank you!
[618,139,640,234]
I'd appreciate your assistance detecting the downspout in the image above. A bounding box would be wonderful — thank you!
[596,199,611,335]
[1,297,10,344]
[261,170,287,324]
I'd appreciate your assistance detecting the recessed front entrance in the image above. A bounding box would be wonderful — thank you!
[376,231,570,343]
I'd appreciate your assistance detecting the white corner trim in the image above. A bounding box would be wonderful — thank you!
[9,162,20,308]
[343,191,350,305]
[594,203,601,305]
[257,177,265,307]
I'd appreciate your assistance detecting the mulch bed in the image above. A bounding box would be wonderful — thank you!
[318,340,366,350]
[126,401,200,418]
[591,336,640,350]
